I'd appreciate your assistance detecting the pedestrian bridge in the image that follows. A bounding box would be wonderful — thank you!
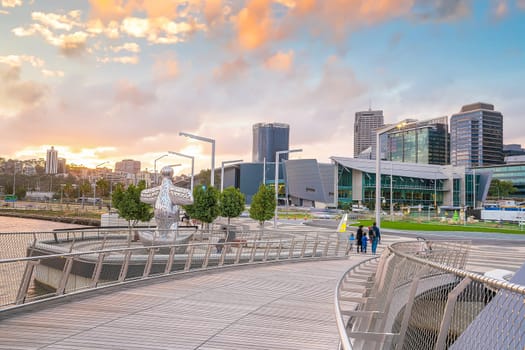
[1,227,524,349]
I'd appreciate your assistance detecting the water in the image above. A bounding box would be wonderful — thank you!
[0,216,90,307]
[0,216,86,233]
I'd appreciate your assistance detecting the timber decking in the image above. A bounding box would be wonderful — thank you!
[0,259,357,350]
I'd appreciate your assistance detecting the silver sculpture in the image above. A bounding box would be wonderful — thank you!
[138,166,194,247]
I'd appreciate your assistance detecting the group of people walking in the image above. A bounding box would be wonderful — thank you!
[348,222,381,255]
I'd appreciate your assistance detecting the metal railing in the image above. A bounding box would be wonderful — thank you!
[335,239,525,349]
[0,226,350,312]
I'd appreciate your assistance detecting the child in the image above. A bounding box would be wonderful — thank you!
[346,233,355,255]
[361,232,368,253]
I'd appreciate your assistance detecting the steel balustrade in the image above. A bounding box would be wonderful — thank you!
[335,240,525,350]
[0,227,351,312]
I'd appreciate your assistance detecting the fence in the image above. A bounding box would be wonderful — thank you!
[0,226,349,312]
[335,239,525,349]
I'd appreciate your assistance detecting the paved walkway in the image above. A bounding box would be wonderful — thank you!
[0,258,365,350]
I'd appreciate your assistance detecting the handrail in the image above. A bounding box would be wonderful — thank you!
[334,256,379,350]
[387,242,525,294]
[334,240,525,350]
[0,227,350,312]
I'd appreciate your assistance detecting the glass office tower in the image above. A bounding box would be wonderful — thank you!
[385,117,449,165]
[450,103,504,167]
[252,123,290,162]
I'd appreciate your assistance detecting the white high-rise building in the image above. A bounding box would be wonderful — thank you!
[353,109,384,158]
[45,146,58,174]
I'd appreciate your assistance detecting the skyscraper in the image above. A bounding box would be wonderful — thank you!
[385,116,449,165]
[45,146,58,174]
[354,109,384,158]
[450,103,504,167]
[252,123,290,162]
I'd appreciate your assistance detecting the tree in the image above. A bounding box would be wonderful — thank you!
[249,184,275,230]
[184,185,220,228]
[488,179,516,199]
[112,181,154,242]
[220,187,245,227]
[96,178,110,198]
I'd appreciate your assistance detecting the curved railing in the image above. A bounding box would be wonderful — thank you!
[0,226,349,312]
[335,239,525,350]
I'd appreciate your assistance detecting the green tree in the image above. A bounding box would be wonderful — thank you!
[249,184,275,230]
[112,181,154,242]
[488,179,516,199]
[184,185,220,228]
[219,187,245,227]
[79,181,91,207]
[96,178,110,198]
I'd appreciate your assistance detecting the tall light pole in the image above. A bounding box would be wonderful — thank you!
[179,132,216,188]
[169,151,195,192]
[94,161,109,207]
[12,161,17,196]
[221,160,243,192]
[274,149,302,228]
[375,122,407,227]
[154,154,169,186]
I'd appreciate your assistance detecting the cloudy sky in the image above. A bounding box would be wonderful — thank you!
[1,0,524,175]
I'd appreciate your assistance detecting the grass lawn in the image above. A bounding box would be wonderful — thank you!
[353,219,525,235]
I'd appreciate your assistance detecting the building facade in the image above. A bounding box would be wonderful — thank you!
[45,146,58,174]
[354,109,384,158]
[331,157,482,210]
[450,103,504,168]
[385,116,449,165]
[252,123,290,162]
[115,159,141,174]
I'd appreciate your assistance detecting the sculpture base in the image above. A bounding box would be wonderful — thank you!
[138,230,193,254]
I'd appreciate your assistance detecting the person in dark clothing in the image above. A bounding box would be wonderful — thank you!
[356,225,364,253]
[372,222,381,243]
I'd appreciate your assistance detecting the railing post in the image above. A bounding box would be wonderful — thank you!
[288,238,296,259]
[434,277,472,350]
[56,256,74,295]
[90,252,106,288]
[183,246,194,272]
[202,245,213,268]
[15,260,39,305]
[143,249,156,277]
[396,266,431,349]
[235,243,243,264]
[118,250,132,282]
[166,246,177,273]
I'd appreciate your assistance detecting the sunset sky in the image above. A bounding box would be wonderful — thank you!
[1,0,524,175]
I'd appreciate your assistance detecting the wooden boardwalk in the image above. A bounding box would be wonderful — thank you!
[0,258,363,350]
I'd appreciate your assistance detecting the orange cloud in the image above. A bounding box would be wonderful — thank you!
[204,0,223,25]
[213,57,248,81]
[235,0,273,50]
[264,50,294,71]
[153,56,179,82]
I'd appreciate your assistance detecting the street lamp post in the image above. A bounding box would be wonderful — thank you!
[221,160,243,192]
[12,161,17,196]
[168,151,195,192]
[375,122,408,227]
[154,154,169,186]
[274,149,302,228]
[179,132,216,187]
[94,161,109,207]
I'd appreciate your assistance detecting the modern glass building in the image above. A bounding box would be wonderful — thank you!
[450,103,504,167]
[252,123,290,163]
[354,109,384,158]
[331,157,483,209]
[385,117,449,165]
[476,163,525,200]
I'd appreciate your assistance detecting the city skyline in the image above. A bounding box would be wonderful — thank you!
[1,1,524,174]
